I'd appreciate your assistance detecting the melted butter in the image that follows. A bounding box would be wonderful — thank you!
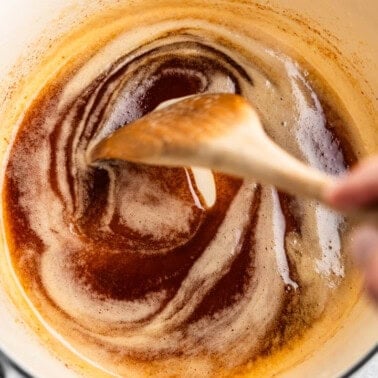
[0,2,362,377]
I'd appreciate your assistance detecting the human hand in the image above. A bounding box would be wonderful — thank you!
[325,156,378,302]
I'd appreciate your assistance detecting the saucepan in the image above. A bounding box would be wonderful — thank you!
[0,0,376,377]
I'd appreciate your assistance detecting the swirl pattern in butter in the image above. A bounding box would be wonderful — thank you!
[3,19,357,378]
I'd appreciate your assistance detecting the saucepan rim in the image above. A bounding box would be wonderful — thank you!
[0,344,376,377]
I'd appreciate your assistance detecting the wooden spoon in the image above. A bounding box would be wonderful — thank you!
[88,93,374,218]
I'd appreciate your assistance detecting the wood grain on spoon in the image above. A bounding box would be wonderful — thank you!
[88,93,334,201]
[88,93,376,220]
[90,94,252,161]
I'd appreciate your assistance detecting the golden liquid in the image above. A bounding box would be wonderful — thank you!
[0,1,376,377]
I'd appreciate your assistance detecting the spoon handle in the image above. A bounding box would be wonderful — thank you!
[212,135,378,222]
[211,133,334,201]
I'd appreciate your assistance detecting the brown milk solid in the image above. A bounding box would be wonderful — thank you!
[1,1,376,377]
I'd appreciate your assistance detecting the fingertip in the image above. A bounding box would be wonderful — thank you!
[323,179,351,210]
[323,182,337,204]
[350,226,378,268]
[364,253,378,303]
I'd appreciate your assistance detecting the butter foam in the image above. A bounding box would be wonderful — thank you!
[2,14,355,378]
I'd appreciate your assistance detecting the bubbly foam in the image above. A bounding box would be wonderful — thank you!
[2,9,355,378]
[271,188,299,289]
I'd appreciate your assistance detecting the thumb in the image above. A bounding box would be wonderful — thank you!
[350,226,378,302]
[324,156,378,210]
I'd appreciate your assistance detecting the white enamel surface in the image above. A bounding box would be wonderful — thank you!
[0,2,81,377]
[0,1,377,378]
[191,167,216,208]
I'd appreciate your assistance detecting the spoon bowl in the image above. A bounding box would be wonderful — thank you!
[89,93,333,201]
